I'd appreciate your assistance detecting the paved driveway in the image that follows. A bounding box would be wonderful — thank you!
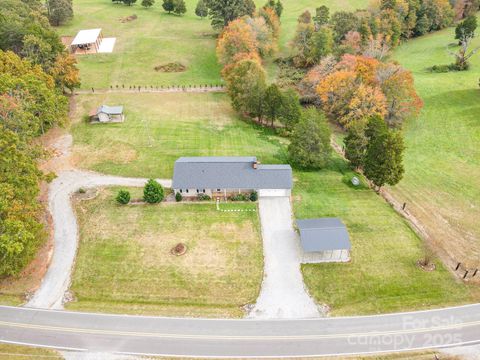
[248,196,321,318]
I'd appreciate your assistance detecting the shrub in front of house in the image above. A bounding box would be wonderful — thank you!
[143,179,164,203]
[249,191,258,202]
[175,192,182,202]
[197,193,211,201]
[116,190,131,205]
[230,193,249,201]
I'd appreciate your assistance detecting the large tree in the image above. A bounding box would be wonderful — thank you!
[205,0,255,29]
[216,18,258,66]
[222,54,267,118]
[288,108,332,169]
[46,0,73,26]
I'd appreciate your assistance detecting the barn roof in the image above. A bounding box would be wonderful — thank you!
[297,218,351,252]
[71,29,102,46]
[172,157,292,190]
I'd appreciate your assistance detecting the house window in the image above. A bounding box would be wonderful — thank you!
[217,188,221,192]
[196,189,199,193]
[179,189,182,193]
[202,189,205,193]
[186,189,189,193]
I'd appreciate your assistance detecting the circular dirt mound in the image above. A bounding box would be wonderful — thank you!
[171,243,187,256]
[154,62,187,73]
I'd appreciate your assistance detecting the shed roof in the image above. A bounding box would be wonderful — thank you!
[97,105,123,115]
[71,29,102,46]
[297,218,351,252]
[172,157,292,190]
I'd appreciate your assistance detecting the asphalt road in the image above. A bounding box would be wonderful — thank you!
[1,305,480,357]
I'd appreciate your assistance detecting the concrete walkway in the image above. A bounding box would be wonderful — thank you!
[248,197,321,319]
[26,170,171,309]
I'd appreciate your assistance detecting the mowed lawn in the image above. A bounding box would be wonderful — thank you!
[71,92,288,178]
[58,0,222,89]
[295,158,473,316]
[72,92,474,314]
[69,187,262,317]
[57,0,369,88]
[390,23,480,267]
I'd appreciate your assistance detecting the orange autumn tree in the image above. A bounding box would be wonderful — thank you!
[315,54,422,128]
[216,18,258,66]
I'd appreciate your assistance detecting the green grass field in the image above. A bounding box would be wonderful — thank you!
[59,0,222,88]
[389,23,480,267]
[71,92,288,178]
[69,187,262,317]
[295,158,473,316]
[72,92,474,315]
[58,0,368,88]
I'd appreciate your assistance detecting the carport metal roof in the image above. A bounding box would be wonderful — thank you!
[297,218,351,252]
[71,29,102,46]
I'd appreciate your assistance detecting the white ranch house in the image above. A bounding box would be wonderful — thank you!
[172,157,292,198]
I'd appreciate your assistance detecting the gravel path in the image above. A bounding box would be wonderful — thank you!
[26,170,171,309]
[247,197,322,319]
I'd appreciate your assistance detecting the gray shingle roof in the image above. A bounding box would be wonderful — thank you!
[172,157,292,190]
[297,218,351,252]
[98,105,123,115]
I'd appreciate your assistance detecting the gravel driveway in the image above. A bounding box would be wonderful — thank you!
[26,170,171,309]
[248,197,321,319]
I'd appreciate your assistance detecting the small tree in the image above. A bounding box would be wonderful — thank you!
[450,14,479,69]
[313,5,329,28]
[249,191,258,201]
[278,88,302,132]
[455,14,477,44]
[116,190,131,205]
[142,0,155,7]
[162,0,175,13]
[344,121,367,170]
[288,108,332,169]
[143,179,164,203]
[123,0,137,5]
[173,0,187,15]
[195,0,208,18]
[264,84,283,127]
[175,192,183,202]
[363,116,405,190]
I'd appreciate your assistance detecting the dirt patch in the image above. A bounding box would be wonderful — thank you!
[154,62,187,73]
[120,14,137,23]
[171,243,187,256]
[61,36,73,47]
[72,188,98,201]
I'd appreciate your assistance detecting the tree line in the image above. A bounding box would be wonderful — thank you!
[0,0,79,276]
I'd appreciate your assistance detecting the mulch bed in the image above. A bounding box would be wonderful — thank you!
[154,62,187,73]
